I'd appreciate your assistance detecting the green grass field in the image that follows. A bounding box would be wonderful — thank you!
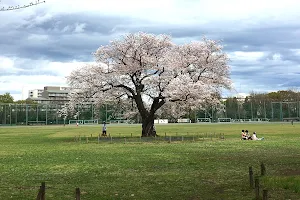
[0,123,300,200]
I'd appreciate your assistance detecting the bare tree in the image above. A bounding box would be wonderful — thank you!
[0,0,45,11]
[67,32,232,137]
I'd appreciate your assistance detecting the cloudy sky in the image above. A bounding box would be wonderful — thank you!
[0,0,300,100]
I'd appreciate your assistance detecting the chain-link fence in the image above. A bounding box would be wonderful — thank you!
[1,101,300,126]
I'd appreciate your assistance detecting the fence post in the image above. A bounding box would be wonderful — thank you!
[249,166,254,188]
[124,136,126,144]
[263,189,268,200]
[75,188,80,200]
[255,178,260,200]
[36,182,45,200]
[261,162,266,176]
[41,182,45,200]
[182,136,184,141]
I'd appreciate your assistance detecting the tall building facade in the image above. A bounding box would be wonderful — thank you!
[27,86,70,104]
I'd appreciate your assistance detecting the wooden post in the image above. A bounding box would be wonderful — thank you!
[255,178,260,200]
[182,136,184,141]
[36,182,45,200]
[263,189,268,200]
[75,188,80,200]
[110,136,113,143]
[249,166,254,188]
[124,136,126,144]
[261,162,266,176]
[193,135,195,141]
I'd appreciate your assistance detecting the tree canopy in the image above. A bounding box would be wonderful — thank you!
[67,32,232,136]
[0,93,14,103]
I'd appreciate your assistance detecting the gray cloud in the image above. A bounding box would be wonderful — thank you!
[1,6,300,98]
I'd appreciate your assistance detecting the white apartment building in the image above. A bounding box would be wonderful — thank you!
[28,89,44,98]
[27,86,71,104]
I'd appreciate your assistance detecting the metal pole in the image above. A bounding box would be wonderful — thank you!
[92,103,94,120]
[271,102,274,121]
[288,102,290,118]
[264,101,266,119]
[26,104,28,125]
[298,101,300,119]
[280,102,283,121]
[9,104,12,125]
[56,104,58,124]
[15,104,17,125]
[105,104,107,122]
[211,105,213,122]
[251,101,253,120]
[4,104,6,124]
[36,105,38,122]
[45,104,48,125]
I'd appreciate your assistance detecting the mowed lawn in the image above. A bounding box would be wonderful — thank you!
[0,123,300,200]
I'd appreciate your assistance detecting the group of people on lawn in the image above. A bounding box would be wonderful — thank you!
[241,130,264,140]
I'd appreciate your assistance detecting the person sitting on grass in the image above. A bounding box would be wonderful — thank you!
[245,130,252,140]
[252,132,264,140]
[241,130,247,140]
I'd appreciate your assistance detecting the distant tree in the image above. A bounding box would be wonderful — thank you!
[67,32,232,137]
[0,0,45,11]
[0,92,14,103]
[14,99,37,104]
[225,97,239,119]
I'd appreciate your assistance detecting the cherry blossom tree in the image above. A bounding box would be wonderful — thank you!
[67,32,232,137]
[0,0,45,11]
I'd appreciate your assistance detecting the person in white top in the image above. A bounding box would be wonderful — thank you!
[102,121,107,136]
[252,132,264,140]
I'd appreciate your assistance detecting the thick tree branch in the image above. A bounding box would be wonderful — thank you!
[0,0,45,11]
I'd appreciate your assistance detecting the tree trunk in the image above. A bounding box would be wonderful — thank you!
[141,116,157,137]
